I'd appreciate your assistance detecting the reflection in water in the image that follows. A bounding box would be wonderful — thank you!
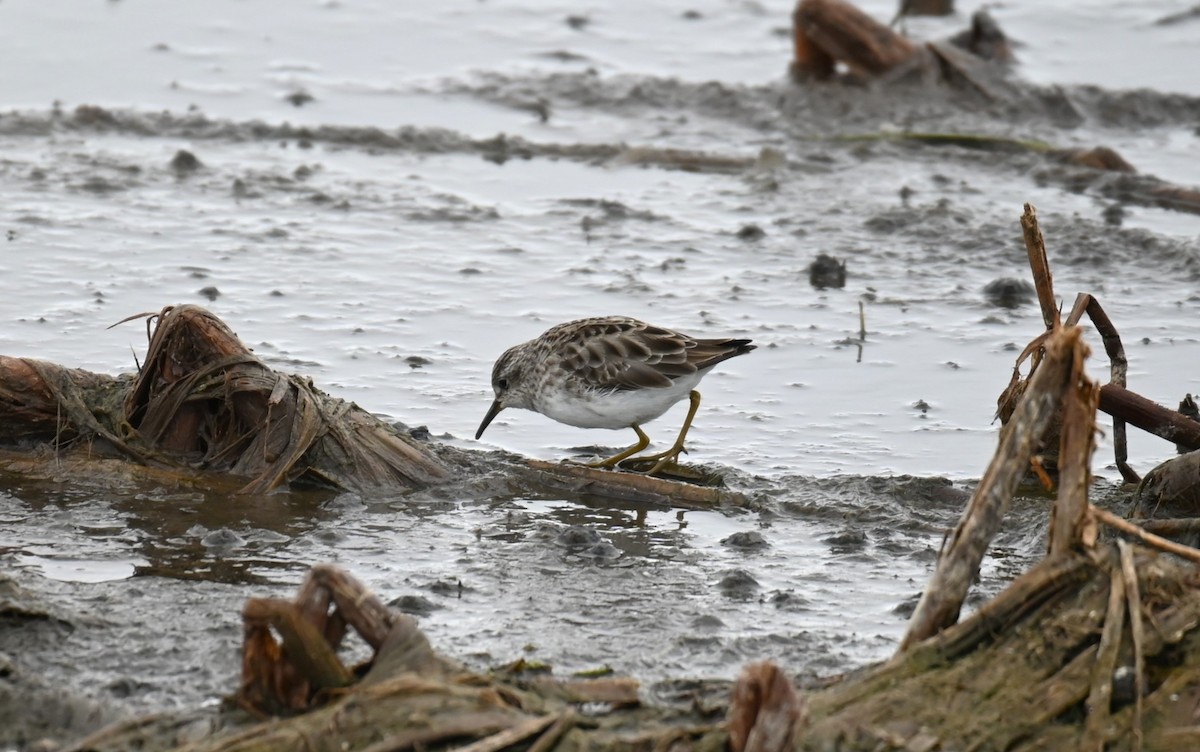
[1,474,339,584]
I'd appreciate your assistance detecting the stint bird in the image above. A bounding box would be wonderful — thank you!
[474,316,755,474]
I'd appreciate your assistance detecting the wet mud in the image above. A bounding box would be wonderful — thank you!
[2,467,1118,747]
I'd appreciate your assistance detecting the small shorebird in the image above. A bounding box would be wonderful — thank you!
[475,316,755,474]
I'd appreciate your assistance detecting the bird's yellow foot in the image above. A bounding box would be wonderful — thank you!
[584,425,651,469]
[618,445,689,476]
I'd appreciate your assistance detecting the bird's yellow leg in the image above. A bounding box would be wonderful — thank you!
[588,424,651,468]
[622,390,701,475]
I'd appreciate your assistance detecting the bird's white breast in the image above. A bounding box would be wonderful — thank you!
[534,371,705,429]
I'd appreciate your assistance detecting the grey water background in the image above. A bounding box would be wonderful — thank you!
[0,0,1199,740]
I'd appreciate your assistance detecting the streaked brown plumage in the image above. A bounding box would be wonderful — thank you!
[475,316,754,473]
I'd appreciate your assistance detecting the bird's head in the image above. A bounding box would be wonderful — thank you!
[475,345,535,439]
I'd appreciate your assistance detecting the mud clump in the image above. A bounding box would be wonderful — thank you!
[169,149,203,174]
[983,277,1034,309]
[808,253,847,289]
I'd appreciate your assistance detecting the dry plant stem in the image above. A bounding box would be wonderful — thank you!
[1092,506,1200,564]
[1048,334,1098,556]
[1118,541,1145,752]
[1021,203,1060,330]
[1066,293,1139,483]
[1063,296,1129,414]
[900,327,1081,650]
[1083,559,1125,748]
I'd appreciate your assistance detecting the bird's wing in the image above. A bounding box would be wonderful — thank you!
[555,317,696,391]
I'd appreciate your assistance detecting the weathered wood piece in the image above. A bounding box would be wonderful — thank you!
[791,0,916,79]
[1099,384,1200,453]
[1047,332,1099,556]
[1065,293,1140,483]
[1021,203,1059,331]
[523,459,751,509]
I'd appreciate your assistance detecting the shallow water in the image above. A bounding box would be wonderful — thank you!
[0,0,1198,744]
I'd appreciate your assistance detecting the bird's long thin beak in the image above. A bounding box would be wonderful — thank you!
[475,399,504,440]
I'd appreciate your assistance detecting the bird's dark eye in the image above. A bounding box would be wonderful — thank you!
[497,377,509,390]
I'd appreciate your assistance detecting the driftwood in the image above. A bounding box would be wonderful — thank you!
[791,0,916,80]
[523,459,750,510]
[790,0,1012,88]
[1100,384,1200,456]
